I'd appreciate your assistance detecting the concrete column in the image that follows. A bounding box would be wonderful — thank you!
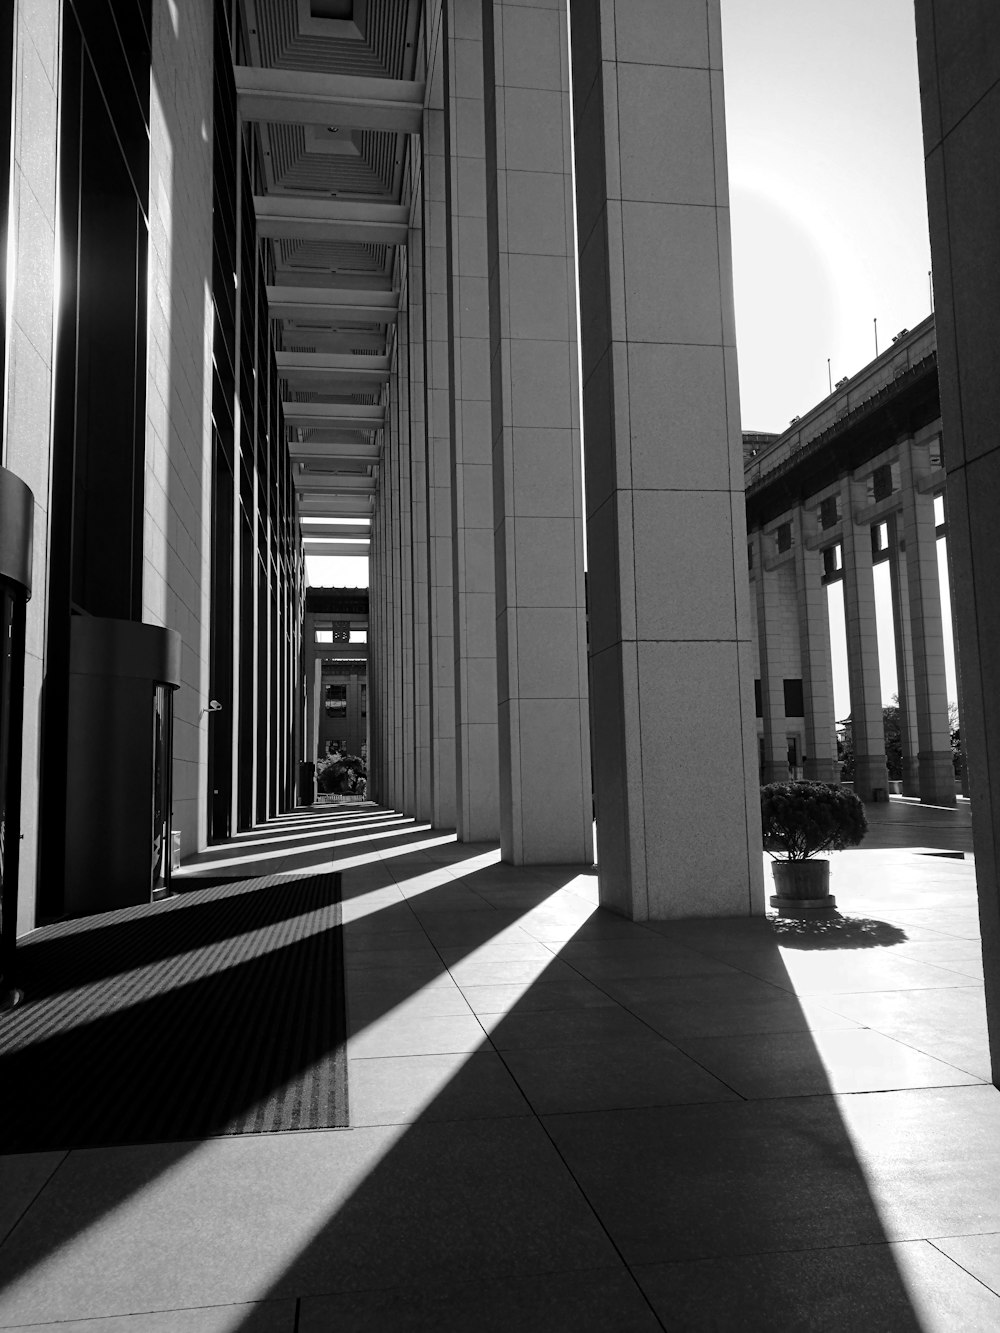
[794,508,839,784]
[407,212,434,821]
[840,476,887,800]
[915,0,1000,1084]
[444,0,501,841]
[887,512,921,796]
[388,367,403,807]
[899,437,955,805]
[753,531,790,785]
[482,0,593,866]
[942,489,969,797]
[423,36,458,829]
[397,302,417,814]
[569,0,763,916]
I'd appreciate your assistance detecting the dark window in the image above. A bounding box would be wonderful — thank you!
[820,495,839,529]
[872,464,893,502]
[360,683,367,717]
[783,679,805,717]
[775,523,792,554]
[754,679,762,718]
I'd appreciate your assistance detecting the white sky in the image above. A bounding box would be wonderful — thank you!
[721,0,932,431]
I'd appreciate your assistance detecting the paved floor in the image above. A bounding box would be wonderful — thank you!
[1,796,997,1330]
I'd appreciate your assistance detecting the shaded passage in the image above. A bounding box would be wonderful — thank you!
[0,873,346,1150]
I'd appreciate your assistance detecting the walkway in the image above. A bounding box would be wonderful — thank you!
[0,797,997,1330]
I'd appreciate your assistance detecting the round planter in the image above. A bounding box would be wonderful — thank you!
[769,858,836,917]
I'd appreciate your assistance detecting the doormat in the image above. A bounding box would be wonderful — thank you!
[0,872,347,1150]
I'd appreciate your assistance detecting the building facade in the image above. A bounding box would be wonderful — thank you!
[745,316,959,808]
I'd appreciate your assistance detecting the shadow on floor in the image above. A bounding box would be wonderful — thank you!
[0,807,932,1329]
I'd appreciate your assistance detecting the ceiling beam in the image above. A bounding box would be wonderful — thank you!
[296,474,377,493]
[277,352,389,394]
[235,68,425,133]
[298,494,373,517]
[283,402,385,430]
[300,521,371,538]
[303,541,370,557]
[289,440,381,462]
[255,197,409,246]
[268,286,399,325]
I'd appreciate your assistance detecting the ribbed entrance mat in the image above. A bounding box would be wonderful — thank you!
[0,872,347,1151]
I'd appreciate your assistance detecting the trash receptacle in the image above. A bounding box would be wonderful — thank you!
[299,761,316,806]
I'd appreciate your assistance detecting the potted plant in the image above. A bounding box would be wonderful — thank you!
[760,781,868,916]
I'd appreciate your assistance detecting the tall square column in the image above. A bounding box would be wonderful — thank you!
[423,44,458,829]
[445,0,501,841]
[899,436,955,805]
[888,512,922,796]
[482,0,593,865]
[570,0,763,917]
[407,211,434,822]
[794,507,839,784]
[753,531,792,785]
[840,477,888,800]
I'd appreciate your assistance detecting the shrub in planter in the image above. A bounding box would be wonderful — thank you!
[761,781,868,915]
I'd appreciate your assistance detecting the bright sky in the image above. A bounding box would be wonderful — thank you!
[721,0,932,432]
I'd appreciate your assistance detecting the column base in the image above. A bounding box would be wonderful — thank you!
[918,751,958,806]
[854,756,890,802]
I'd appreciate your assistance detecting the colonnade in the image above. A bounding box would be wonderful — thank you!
[366,0,765,920]
[748,417,957,807]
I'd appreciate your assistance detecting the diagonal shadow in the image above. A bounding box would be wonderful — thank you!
[0,815,934,1328]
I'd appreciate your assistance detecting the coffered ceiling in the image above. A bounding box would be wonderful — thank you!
[238,0,425,543]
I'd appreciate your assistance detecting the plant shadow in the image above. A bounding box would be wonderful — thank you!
[768,914,909,950]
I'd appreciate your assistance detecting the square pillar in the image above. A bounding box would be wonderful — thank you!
[423,50,458,829]
[753,531,791,785]
[570,0,764,917]
[482,0,593,865]
[899,437,956,805]
[887,511,922,797]
[445,0,501,841]
[794,507,839,784]
[840,477,888,800]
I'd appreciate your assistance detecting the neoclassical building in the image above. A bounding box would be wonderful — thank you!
[745,316,959,808]
[0,1,997,1066]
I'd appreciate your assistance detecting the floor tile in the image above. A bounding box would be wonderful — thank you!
[635,1238,1000,1332]
[299,1266,660,1332]
[566,952,741,981]
[0,1303,296,1332]
[543,1099,896,1264]
[482,1006,663,1051]
[0,1121,617,1322]
[932,1233,1000,1297]
[347,1011,487,1059]
[438,940,555,965]
[346,984,473,1032]
[0,1152,66,1247]
[460,980,617,1015]
[672,1027,984,1098]
[500,1038,739,1114]
[734,949,978,994]
[445,957,582,987]
[347,1051,532,1126]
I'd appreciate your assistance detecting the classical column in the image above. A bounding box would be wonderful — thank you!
[753,530,790,785]
[407,210,434,822]
[482,0,592,865]
[569,0,763,916]
[899,436,955,805]
[444,0,501,841]
[840,476,887,800]
[423,45,458,829]
[887,511,921,796]
[794,507,839,783]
